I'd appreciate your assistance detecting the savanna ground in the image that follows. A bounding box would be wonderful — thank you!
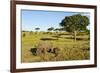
[21,31,90,63]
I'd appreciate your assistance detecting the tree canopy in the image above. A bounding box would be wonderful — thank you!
[35,28,40,31]
[60,14,90,32]
[60,14,90,42]
[48,27,54,31]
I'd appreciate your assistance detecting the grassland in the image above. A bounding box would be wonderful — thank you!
[21,31,90,63]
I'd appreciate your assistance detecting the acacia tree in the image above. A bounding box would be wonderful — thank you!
[60,14,89,42]
[48,27,54,32]
[35,27,40,34]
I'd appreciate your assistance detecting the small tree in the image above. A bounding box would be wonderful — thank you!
[23,33,26,37]
[47,27,54,34]
[48,27,54,32]
[60,14,89,42]
[35,27,40,34]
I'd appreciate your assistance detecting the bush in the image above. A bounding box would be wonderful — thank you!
[23,33,26,37]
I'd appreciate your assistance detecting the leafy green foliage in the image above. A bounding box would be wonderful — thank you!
[47,27,54,32]
[35,27,40,31]
[60,14,89,32]
[60,14,89,42]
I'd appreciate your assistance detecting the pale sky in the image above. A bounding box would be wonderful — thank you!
[21,9,90,31]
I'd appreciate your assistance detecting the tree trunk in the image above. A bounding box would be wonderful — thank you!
[74,31,77,42]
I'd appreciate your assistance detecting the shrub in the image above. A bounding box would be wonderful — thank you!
[23,33,26,37]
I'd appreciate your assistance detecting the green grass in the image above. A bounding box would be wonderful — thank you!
[21,32,90,63]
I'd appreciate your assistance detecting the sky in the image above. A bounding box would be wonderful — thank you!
[21,9,90,31]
